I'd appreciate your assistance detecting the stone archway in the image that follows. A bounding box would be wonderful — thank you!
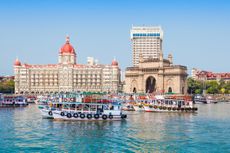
[145,76,156,93]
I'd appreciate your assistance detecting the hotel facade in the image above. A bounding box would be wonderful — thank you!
[131,26,163,66]
[124,26,188,94]
[14,37,121,94]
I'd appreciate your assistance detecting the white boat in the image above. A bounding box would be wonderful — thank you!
[0,94,28,107]
[43,102,127,121]
[194,95,218,104]
[38,93,127,121]
[144,99,198,113]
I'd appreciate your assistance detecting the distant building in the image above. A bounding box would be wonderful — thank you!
[192,68,230,81]
[131,26,163,66]
[125,26,188,94]
[14,36,121,94]
[0,76,14,82]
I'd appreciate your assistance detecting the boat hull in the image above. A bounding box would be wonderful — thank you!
[0,103,28,108]
[144,106,197,113]
[52,111,126,121]
[39,107,54,119]
[133,105,145,111]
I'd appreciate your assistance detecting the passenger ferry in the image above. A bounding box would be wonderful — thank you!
[38,93,127,121]
[143,99,198,113]
[0,94,28,107]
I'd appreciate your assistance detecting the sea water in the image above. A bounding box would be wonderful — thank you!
[0,103,230,152]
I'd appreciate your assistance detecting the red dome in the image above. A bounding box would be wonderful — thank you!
[60,36,75,54]
[14,58,21,66]
[111,59,118,66]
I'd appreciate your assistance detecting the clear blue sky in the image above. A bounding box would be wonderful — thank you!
[0,0,230,75]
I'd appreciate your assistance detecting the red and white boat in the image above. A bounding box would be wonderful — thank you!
[144,99,197,113]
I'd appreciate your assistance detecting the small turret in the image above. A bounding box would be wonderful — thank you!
[159,51,163,61]
[168,53,173,66]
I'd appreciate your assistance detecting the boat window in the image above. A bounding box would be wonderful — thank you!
[172,101,176,105]
[83,105,89,111]
[165,100,168,105]
[104,105,109,110]
[109,105,114,110]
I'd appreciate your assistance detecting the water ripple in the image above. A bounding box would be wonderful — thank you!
[1,103,230,152]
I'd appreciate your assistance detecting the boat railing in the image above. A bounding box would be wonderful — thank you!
[61,108,97,114]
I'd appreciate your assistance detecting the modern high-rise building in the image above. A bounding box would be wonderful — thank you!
[131,26,163,66]
[14,36,121,94]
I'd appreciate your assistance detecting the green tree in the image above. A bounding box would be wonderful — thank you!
[187,77,203,94]
[0,79,15,93]
[206,80,219,94]
[223,81,230,94]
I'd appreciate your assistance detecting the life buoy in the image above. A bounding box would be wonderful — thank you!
[109,115,113,119]
[154,105,157,109]
[73,113,78,118]
[60,112,65,116]
[163,106,166,110]
[48,111,53,116]
[159,106,162,110]
[80,114,85,119]
[188,107,192,111]
[64,98,68,102]
[67,113,72,118]
[94,114,99,119]
[121,114,127,119]
[87,114,92,119]
[102,114,107,120]
[172,107,176,111]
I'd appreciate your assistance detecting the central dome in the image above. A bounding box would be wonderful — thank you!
[111,59,118,66]
[60,36,75,54]
[14,58,21,66]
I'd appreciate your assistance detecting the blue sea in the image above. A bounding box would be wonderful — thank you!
[0,103,230,152]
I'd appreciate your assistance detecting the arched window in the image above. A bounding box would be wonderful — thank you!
[168,87,172,93]
[133,87,137,93]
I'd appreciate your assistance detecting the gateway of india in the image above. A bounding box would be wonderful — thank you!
[124,26,188,94]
